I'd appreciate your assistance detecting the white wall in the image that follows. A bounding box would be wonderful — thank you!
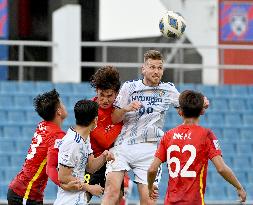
[52,5,81,83]
[99,0,166,40]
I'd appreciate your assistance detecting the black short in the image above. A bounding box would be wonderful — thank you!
[85,164,124,199]
[7,188,43,205]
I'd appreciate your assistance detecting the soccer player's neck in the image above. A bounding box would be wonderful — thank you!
[50,118,63,128]
[183,118,199,125]
[73,125,90,141]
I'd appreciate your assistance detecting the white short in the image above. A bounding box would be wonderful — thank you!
[54,188,87,205]
[106,143,162,185]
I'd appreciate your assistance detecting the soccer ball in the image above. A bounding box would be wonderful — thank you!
[159,11,186,38]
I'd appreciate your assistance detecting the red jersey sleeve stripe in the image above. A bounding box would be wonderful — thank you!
[24,158,47,200]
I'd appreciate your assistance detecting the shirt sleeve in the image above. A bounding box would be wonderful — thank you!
[206,129,222,160]
[58,141,78,168]
[90,122,123,149]
[114,82,130,109]
[155,134,168,163]
[46,147,60,186]
[168,83,180,108]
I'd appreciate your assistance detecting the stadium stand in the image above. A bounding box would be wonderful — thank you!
[0,82,253,202]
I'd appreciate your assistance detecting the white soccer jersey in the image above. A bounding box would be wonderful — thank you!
[54,128,93,205]
[114,79,180,145]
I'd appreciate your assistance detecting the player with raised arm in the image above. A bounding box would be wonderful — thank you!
[8,89,81,205]
[54,100,114,205]
[102,50,182,205]
[85,66,126,203]
[147,90,246,205]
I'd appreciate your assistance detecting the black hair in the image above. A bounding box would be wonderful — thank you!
[179,90,204,118]
[33,89,60,121]
[74,100,99,126]
[90,65,121,93]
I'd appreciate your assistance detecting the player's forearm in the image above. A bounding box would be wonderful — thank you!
[217,164,243,190]
[111,108,127,124]
[86,155,106,173]
[147,168,157,190]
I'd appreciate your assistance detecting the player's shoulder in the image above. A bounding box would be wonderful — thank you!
[159,81,178,90]
[61,129,81,147]
[123,79,141,86]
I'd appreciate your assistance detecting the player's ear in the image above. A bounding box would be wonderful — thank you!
[141,65,145,75]
[200,108,205,115]
[177,108,183,116]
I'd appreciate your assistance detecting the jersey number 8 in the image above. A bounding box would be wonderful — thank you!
[167,145,196,178]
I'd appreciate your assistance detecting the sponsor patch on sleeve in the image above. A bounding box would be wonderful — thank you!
[213,140,221,150]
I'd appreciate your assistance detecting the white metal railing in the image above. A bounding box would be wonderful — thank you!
[0,40,55,81]
[1,40,253,82]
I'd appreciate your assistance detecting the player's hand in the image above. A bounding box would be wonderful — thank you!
[123,101,142,112]
[102,150,115,162]
[148,185,159,200]
[60,179,82,191]
[89,184,104,196]
[203,96,209,109]
[237,187,246,203]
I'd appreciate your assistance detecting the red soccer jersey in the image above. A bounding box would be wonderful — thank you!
[155,124,222,205]
[90,98,123,157]
[9,121,65,201]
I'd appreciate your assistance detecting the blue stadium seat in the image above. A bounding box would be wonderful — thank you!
[222,155,233,167]
[177,83,196,92]
[233,156,251,168]
[10,153,26,168]
[209,98,228,111]
[207,113,224,127]
[3,125,22,138]
[247,98,253,110]
[231,85,249,97]
[0,139,16,153]
[0,81,18,93]
[170,112,182,126]
[220,142,235,153]
[240,128,253,142]
[245,184,253,200]
[0,155,10,167]
[15,139,31,154]
[0,183,8,199]
[248,86,253,96]
[236,143,253,154]
[8,110,26,124]
[64,112,75,126]
[208,184,227,200]
[195,84,215,97]
[224,113,242,127]
[229,98,247,111]
[68,95,83,109]
[21,125,36,139]
[214,86,231,97]
[0,95,13,109]
[54,83,73,95]
[72,83,93,94]
[18,82,37,94]
[226,186,238,200]
[233,170,247,184]
[60,95,70,109]
[222,128,240,142]
[44,180,58,200]
[4,167,19,182]
[0,110,7,125]
[242,113,253,127]
[26,111,41,124]
[210,127,222,139]
[13,95,33,109]
[35,82,53,93]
